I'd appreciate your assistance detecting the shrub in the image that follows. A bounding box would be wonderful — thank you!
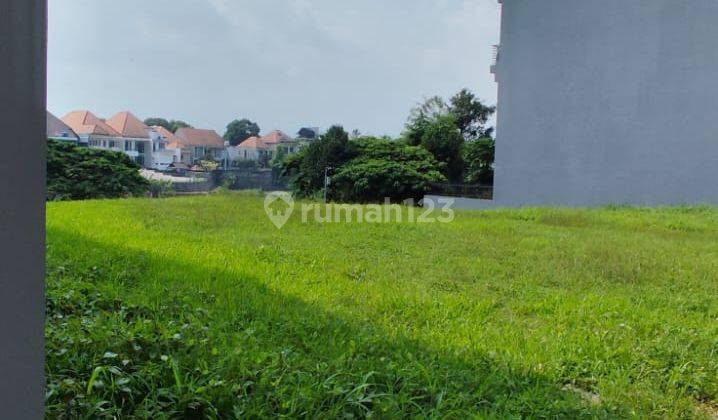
[47,140,149,200]
[331,137,446,203]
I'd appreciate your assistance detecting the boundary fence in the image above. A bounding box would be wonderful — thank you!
[428,183,493,200]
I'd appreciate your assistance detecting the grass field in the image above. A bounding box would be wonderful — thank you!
[46,193,718,418]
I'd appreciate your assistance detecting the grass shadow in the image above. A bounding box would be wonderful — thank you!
[46,227,618,418]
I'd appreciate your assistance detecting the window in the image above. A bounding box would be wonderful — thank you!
[125,141,132,151]
[109,140,115,148]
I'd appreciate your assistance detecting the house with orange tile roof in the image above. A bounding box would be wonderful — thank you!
[47,111,79,143]
[231,130,299,165]
[61,110,122,146]
[262,130,300,154]
[146,126,183,170]
[173,127,226,164]
[61,110,179,170]
[233,136,272,163]
[104,111,154,167]
[150,126,183,168]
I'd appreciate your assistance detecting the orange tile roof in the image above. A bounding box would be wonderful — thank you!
[238,136,270,149]
[61,110,120,136]
[106,111,150,138]
[47,111,79,140]
[174,128,225,148]
[152,125,183,148]
[261,130,293,144]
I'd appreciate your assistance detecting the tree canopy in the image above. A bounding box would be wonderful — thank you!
[463,137,495,185]
[404,89,496,184]
[282,125,354,196]
[143,118,193,133]
[331,137,445,203]
[224,119,260,146]
[47,140,149,200]
[449,89,495,140]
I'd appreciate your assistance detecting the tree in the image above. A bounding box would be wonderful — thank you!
[168,120,192,133]
[464,137,495,185]
[406,96,450,128]
[224,119,260,146]
[47,140,149,200]
[419,115,465,182]
[331,137,446,203]
[143,118,193,133]
[449,89,495,140]
[281,125,355,197]
[297,127,318,140]
[144,117,170,130]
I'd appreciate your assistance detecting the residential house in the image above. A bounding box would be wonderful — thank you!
[173,128,225,164]
[149,126,183,171]
[61,110,123,149]
[233,136,272,163]
[104,111,154,167]
[47,111,79,143]
[61,110,172,169]
[262,130,299,154]
[232,130,298,165]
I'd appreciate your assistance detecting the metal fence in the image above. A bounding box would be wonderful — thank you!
[428,183,493,200]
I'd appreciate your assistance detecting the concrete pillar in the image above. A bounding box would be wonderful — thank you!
[0,0,46,417]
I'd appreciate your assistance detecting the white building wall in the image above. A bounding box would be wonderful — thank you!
[494,0,718,206]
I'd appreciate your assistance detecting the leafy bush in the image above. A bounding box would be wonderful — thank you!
[47,140,149,200]
[281,132,446,203]
[331,138,446,203]
[464,137,495,185]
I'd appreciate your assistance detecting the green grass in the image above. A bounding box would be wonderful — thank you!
[45,193,718,418]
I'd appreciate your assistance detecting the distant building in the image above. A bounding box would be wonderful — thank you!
[105,111,155,167]
[173,127,225,164]
[61,110,123,148]
[147,126,182,171]
[46,111,79,143]
[231,130,299,165]
[61,110,178,170]
[262,130,299,154]
[233,136,272,162]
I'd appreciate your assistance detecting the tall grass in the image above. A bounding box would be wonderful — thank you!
[45,195,718,418]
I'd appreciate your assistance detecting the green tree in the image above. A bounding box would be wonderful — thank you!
[449,89,495,140]
[47,140,149,200]
[406,96,450,128]
[224,119,260,146]
[144,117,171,130]
[463,137,495,185]
[168,120,192,133]
[413,115,465,183]
[331,137,446,203]
[144,118,193,133]
[281,125,355,197]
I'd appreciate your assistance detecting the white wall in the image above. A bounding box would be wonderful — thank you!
[494,0,718,206]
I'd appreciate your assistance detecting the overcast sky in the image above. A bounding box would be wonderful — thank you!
[48,0,500,137]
